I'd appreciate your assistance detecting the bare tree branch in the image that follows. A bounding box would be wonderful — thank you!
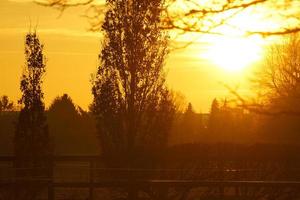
[36,0,300,37]
[246,27,300,37]
[162,0,300,36]
[224,84,300,117]
[35,0,95,9]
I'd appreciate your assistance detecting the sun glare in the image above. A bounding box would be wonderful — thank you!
[205,37,263,72]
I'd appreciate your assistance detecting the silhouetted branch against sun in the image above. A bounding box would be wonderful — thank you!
[246,27,300,37]
[35,0,106,29]
[162,0,300,36]
[35,0,95,9]
[224,82,300,117]
[37,0,300,37]
[162,0,265,33]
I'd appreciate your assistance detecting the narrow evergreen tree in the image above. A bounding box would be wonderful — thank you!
[14,32,52,200]
[185,102,194,115]
[181,103,195,143]
[208,98,220,135]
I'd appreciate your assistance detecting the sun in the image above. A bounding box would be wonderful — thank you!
[205,37,263,72]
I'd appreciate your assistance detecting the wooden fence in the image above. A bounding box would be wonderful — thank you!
[1,156,300,200]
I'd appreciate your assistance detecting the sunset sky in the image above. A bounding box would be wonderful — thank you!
[0,0,286,112]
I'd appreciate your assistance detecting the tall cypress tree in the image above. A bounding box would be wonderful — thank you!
[208,98,220,135]
[14,32,52,199]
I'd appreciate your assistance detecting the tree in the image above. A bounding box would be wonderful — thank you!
[208,98,235,142]
[256,34,300,109]
[208,98,250,143]
[91,0,176,164]
[245,34,300,141]
[208,98,220,135]
[228,34,300,116]
[89,1,177,199]
[48,94,79,119]
[180,103,202,143]
[14,32,52,200]
[47,94,98,154]
[185,102,194,115]
[0,95,14,113]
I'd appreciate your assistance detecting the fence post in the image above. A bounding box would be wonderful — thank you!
[89,159,94,200]
[48,183,54,200]
[48,157,54,200]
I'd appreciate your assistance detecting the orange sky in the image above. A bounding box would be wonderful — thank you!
[0,0,282,112]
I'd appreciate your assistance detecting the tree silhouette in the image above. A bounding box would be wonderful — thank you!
[48,94,98,154]
[256,34,300,109]
[90,1,177,199]
[0,95,14,113]
[185,102,194,115]
[208,98,220,135]
[91,0,176,165]
[244,34,300,141]
[14,32,52,200]
[48,94,79,119]
[228,34,300,116]
[180,103,203,143]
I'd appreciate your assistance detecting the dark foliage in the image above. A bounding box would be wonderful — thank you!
[91,0,176,166]
[48,94,99,155]
[0,96,14,113]
[14,32,52,200]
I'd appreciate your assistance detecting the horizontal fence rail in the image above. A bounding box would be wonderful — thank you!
[2,180,300,188]
[1,156,300,199]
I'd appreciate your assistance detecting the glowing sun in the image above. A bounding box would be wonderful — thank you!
[205,37,262,72]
